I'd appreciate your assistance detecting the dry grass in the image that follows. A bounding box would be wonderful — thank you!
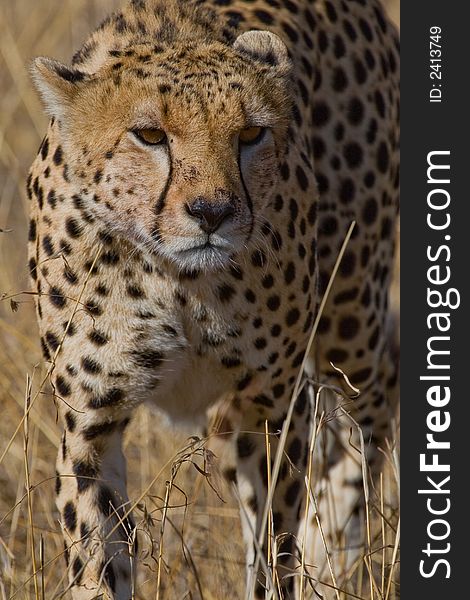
[0,1,399,598]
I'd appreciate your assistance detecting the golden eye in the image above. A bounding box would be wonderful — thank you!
[133,128,167,145]
[239,126,265,145]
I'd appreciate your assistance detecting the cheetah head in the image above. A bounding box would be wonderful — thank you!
[32,31,292,273]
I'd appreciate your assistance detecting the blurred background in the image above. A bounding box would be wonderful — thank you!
[0,1,399,598]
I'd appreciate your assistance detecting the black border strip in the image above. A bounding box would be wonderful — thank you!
[402,1,468,596]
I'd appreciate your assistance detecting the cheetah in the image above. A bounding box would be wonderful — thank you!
[28,0,399,597]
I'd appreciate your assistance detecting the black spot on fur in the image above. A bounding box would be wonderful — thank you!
[40,137,49,160]
[55,471,61,495]
[295,165,309,191]
[312,102,330,127]
[127,285,146,298]
[359,18,374,42]
[254,9,274,25]
[131,349,163,369]
[339,178,355,204]
[339,316,360,340]
[284,262,296,285]
[63,501,77,531]
[89,388,125,409]
[262,274,274,289]
[82,357,102,374]
[285,480,301,506]
[55,65,85,83]
[363,197,378,225]
[65,217,82,239]
[251,249,266,268]
[350,367,373,385]
[42,235,54,256]
[40,338,51,360]
[377,141,390,173]
[65,411,76,432]
[85,300,102,316]
[237,434,256,458]
[272,383,285,398]
[354,58,367,84]
[332,66,348,92]
[222,356,241,368]
[224,467,237,483]
[326,348,349,363]
[101,250,120,265]
[28,219,37,241]
[52,146,63,166]
[318,29,328,52]
[63,267,78,285]
[343,142,363,169]
[245,289,256,303]
[80,521,89,541]
[49,286,66,309]
[45,331,60,352]
[97,485,115,516]
[334,287,359,305]
[254,337,267,350]
[286,308,300,326]
[267,295,281,311]
[340,251,356,278]
[368,326,380,350]
[55,375,71,397]
[73,459,98,492]
[253,394,274,408]
[288,437,302,464]
[72,556,83,583]
[217,283,236,302]
[295,388,308,415]
[88,329,108,346]
[229,265,243,280]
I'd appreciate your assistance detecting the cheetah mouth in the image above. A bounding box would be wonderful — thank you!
[154,228,248,273]
[175,241,234,271]
[179,241,224,253]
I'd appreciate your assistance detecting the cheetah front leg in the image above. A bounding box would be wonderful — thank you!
[48,314,179,599]
[57,414,135,599]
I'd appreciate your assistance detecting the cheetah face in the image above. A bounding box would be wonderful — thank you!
[33,31,292,273]
[122,102,281,273]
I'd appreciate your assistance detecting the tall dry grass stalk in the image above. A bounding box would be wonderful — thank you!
[0,1,399,598]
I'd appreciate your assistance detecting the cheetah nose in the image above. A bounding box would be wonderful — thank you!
[185,197,235,234]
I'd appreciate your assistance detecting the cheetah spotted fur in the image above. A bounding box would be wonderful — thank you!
[28,0,399,597]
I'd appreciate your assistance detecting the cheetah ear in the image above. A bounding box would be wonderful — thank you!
[31,57,88,118]
[233,30,291,74]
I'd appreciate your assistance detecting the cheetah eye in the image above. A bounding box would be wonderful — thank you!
[239,126,265,145]
[133,128,167,146]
